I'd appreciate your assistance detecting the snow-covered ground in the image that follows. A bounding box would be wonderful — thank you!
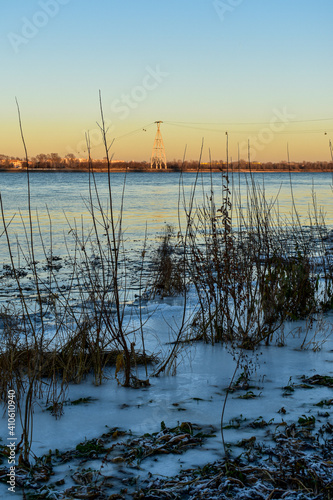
[0,293,332,498]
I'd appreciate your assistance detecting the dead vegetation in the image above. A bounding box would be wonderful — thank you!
[0,419,331,499]
[0,104,332,475]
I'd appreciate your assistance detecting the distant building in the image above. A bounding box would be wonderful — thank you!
[11,160,23,168]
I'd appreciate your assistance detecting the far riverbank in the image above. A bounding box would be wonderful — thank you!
[1,166,333,174]
[1,157,332,174]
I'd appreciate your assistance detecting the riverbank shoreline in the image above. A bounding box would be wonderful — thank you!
[1,167,332,173]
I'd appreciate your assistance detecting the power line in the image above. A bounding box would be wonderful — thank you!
[114,122,155,141]
[163,122,333,135]
[87,122,155,152]
[84,118,333,155]
[164,117,333,126]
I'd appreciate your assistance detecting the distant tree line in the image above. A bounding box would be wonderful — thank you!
[0,153,332,172]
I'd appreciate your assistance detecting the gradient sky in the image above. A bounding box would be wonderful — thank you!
[1,0,333,162]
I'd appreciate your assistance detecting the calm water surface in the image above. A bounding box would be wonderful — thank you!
[0,171,332,261]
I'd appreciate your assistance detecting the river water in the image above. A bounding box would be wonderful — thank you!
[0,169,332,275]
[0,169,332,312]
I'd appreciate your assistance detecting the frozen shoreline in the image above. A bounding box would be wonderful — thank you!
[0,295,332,498]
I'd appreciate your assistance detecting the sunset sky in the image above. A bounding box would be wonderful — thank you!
[1,0,333,162]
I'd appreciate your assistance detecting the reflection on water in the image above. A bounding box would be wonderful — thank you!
[0,171,332,261]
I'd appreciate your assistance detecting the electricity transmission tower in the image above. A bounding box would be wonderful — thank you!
[151,121,167,169]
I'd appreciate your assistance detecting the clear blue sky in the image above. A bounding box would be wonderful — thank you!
[1,0,333,162]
